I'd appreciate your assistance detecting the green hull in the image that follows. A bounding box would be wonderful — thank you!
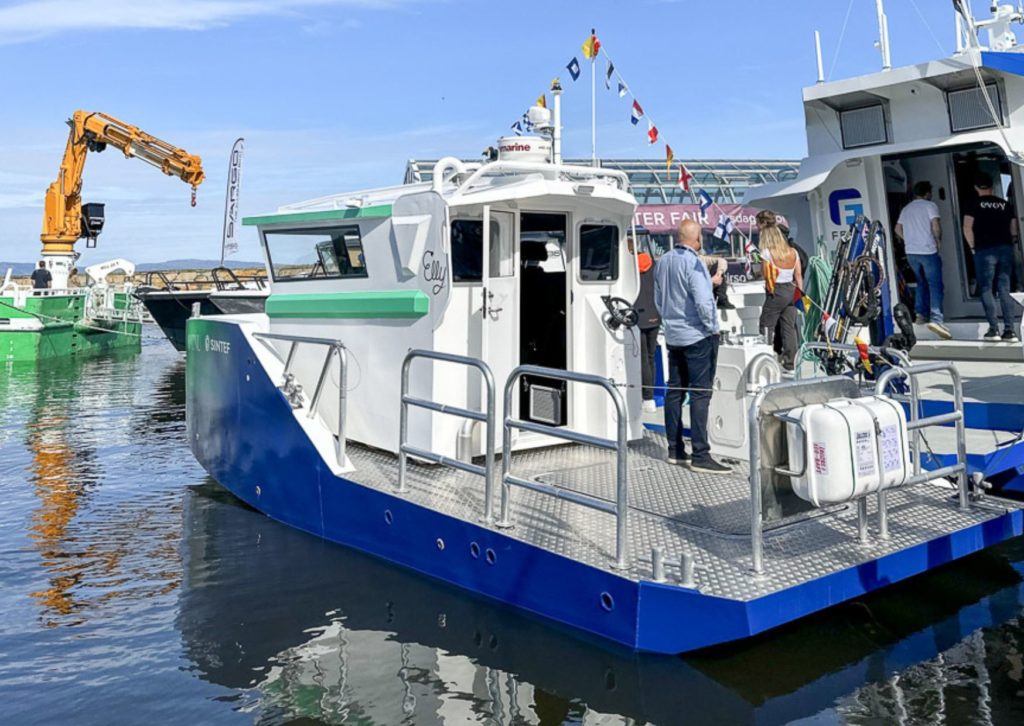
[0,292,141,362]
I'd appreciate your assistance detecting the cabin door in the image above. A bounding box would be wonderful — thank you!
[481,207,518,413]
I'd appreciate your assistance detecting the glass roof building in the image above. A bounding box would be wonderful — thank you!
[404,158,800,204]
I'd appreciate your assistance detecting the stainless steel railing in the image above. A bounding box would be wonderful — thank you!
[398,350,498,522]
[253,331,348,468]
[747,362,969,574]
[874,361,969,539]
[497,365,631,570]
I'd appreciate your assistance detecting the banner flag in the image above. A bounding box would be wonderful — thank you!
[605,60,615,89]
[536,94,546,109]
[618,80,628,97]
[713,214,735,241]
[677,163,693,192]
[582,32,601,59]
[698,189,713,214]
[567,57,581,81]
[665,144,674,172]
[855,336,873,373]
[631,99,644,125]
[647,120,658,144]
[220,137,245,264]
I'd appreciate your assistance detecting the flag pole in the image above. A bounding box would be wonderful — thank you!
[591,27,597,167]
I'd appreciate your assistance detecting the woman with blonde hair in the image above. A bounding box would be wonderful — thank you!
[756,210,803,372]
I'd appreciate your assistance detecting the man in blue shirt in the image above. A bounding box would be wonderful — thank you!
[654,219,731,474]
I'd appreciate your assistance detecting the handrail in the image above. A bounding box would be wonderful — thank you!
[498,364,631,570]
[398,350,497,522]
[799,340,912,375]
[451,160,630,199]
[211,266,245,291]
[252,331,348,468]
[748,375,851,574]
[875,362,969,521]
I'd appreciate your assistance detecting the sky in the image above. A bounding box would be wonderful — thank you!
[0,0,986,264]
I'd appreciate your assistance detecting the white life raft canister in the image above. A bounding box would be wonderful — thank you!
[785,396,911,507]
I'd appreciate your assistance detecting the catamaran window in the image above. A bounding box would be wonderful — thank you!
[579,225,619,282]
[450,220,505,282]
[263,226,368,281]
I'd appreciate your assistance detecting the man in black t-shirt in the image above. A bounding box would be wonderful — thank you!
[29,261,52,290]
[963,172,1019,342]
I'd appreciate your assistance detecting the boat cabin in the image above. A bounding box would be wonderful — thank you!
[746,14,1024,350]
[242,149,644,461]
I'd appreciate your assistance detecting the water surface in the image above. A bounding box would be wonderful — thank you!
[1,329,1023,724]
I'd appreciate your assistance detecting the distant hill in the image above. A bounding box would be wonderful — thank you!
[1,259,264,276]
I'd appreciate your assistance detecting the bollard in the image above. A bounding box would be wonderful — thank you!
[651,547,666,583]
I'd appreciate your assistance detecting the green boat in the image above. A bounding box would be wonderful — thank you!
[0,264,143,362]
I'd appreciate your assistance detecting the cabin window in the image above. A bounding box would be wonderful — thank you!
[450,219,506,282]
[578,225,619,282]
[263,226,368,281]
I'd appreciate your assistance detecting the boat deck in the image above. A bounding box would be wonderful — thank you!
[343,430,1024,602]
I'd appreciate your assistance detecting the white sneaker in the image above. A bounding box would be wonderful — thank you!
[927,322,953,340]
[642,399,657,413]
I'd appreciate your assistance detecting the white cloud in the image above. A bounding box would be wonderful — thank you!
[0,0,412,44]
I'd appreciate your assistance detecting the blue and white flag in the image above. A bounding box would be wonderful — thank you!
[713,214,735,240]
[511,120,523,135]
[567,57,581,81]
[698,189,713,215]
[617,80,628,98]
[605,60,615,89]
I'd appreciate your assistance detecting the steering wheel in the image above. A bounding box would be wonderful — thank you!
[601,296,639,331]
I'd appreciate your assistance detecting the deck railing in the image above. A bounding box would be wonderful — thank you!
[252,331,348,468]
[747,363,969,574]
[398,350,498,522]
[497,365,631,570]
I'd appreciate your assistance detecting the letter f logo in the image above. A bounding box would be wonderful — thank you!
[829,188,864,225]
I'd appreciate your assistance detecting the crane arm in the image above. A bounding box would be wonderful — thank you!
[41,110,205,254]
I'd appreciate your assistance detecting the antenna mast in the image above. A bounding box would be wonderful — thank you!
[875,0,892,70]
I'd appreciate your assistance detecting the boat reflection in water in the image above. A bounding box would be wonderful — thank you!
[177,482,1024,724]
[0,341,184,630]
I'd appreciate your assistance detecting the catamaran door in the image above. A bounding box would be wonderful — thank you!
[482,207,518,426]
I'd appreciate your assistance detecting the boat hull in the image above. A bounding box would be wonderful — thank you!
[137,289,217,352]
[185,316,1024,653]
[0,292,141,362]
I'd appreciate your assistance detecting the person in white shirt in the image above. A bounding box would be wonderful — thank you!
[895,181,952,340]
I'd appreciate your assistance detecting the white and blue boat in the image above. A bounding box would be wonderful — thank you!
[186,57,1024,652]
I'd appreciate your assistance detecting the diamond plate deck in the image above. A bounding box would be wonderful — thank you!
[343,430,1024,603]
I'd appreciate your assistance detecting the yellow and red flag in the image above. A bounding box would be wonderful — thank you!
[854,336,873,374]
[762,258,779,294]
[582,32,601,59]
[665,144,674,172]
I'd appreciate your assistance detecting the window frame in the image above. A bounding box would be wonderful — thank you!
[449,218,508,284]
[262,224,369,282]
[576,223,621,283]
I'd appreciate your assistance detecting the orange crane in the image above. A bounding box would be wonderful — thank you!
[41,110,205,260]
